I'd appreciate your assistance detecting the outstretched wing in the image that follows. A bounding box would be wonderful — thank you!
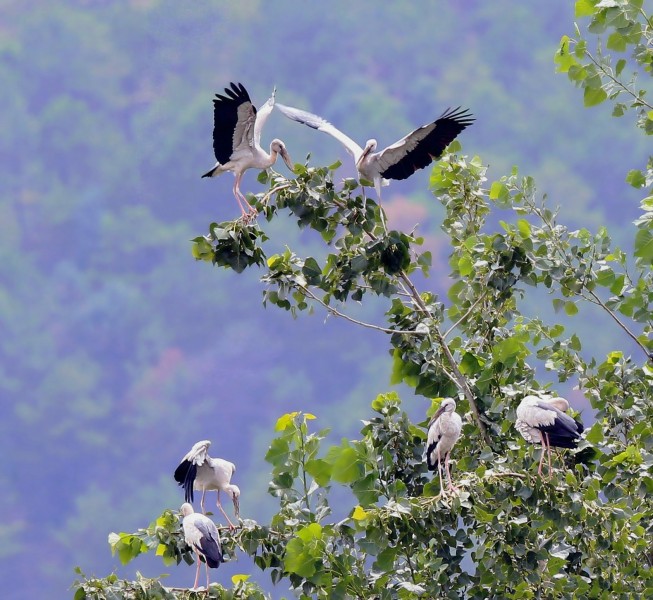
[174,440,211,503]
[211,82,256,164]
[377,107,474,181]
[276,103,364,161]
[253,86,275,148]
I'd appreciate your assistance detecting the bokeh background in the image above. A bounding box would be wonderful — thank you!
[1,1,647,598]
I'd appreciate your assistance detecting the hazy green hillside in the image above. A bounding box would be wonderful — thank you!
[0,1,648,598]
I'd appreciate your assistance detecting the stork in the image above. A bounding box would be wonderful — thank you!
[174,440,240,529]
[515,395,584,478]
[180,503,224,590]
[276,102,473,202]
[202,82,294,218]
[426,398,463,493]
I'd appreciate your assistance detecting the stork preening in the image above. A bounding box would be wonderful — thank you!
[180,503,224,590]
[174,440,240,529]
[276,102,474,202]
[515,395,584,478]
[202,82,293,218]
[426,398,463,493]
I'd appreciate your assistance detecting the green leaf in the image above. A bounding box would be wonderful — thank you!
[516,218,531,238]
[634,228,653,262]
[489,181,510,202]
[265,437,290,467]
[305,458,332,487]
[351,473,380,506]
[555,35,579,73]
[284,538,316,578]
[458,255,473,276]
[74,588,87,600]
[586,421,604,444]
[564,301,579,316]
[606,32,626,52]
[297,523,323,542]
[275,412,299,431]
[626,169,646,188]
[302,257,322,284]
[584,86,608,107]
[575,0,597,17]
[325,444,360,483]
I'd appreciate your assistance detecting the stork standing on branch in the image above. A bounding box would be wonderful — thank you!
[202,82,293,218]
[426,398,463,493]
[515,395,584,478]
[174,440,240,529]
[276,102,474,202]
[180,503,224,590]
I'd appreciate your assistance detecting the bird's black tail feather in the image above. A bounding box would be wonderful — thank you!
[426,440,441,471]
[173,460,196,503]
[199,536,223,568]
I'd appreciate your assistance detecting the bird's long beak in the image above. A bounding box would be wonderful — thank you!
[233,495,240,521]
[428,405,446,427]
[281,147,294,172]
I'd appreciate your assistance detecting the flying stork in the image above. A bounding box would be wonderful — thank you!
[426,398,463,493]
[174,440,240,529]
[515,395,584,478]
[202,82,294,218]
[276,101,473,201]
[180,503,224,590]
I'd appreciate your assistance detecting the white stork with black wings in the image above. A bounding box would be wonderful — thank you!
[426,398,463,493]
[174,440,240,528]
[276,102,474,201]
[181,503,224,590]
[516,395,584,478]
[202,82,293,217]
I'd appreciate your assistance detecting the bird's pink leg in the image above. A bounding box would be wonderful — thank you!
[193,552,201,589]
[205,558,210,589]
[546,433,553,480]
[445,452,458,491]
[200,489,207,514]
[234,174,256,219]
[437,448,445,495]
[537,437,547,477]
[216,491,236,529]
[232,175,248,217]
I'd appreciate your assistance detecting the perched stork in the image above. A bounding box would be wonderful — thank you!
[202,82,293,218]
[174,440,240,529]
[180,503,224,590]
[426,398,463,493]
[515,395,584,478]
[276,102,473,201]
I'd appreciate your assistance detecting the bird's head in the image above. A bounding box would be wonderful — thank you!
[271,139,294,171]
[428,398,456,426]
[228,485,241,520]
[356,139,377,166]
[180,503,194,517]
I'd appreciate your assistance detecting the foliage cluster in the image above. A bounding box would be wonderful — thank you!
[76,3,653,597]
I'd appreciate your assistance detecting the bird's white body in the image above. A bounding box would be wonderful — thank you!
[426,398,463,491]
[202,83,293,217]
[180,503,223,589]
[174,440,240,527]
[276,103,473,202]
[515,394,583,477]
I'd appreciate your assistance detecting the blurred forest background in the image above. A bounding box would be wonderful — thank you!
[1,1,648,598]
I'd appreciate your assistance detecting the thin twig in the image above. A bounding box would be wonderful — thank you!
[587,289,650,356]
[584,49,653,111]
[443,291,488,339]
[300,286,424,336]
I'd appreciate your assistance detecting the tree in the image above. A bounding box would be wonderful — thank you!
[75,1,652,598]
